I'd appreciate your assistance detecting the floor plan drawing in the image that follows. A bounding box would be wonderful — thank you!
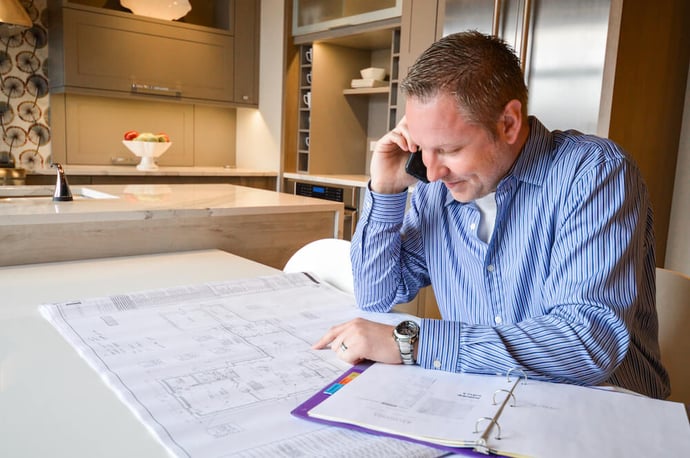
[40,273,441,457]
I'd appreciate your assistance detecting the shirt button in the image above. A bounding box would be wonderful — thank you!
[494,316,502,324]
[433,360,442,369]
[487,264,495,272]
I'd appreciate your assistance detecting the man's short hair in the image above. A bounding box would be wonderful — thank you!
[401,30,528,137]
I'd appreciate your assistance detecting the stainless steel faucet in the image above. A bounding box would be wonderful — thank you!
[52,163,73,201]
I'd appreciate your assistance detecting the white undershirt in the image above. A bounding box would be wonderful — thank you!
[474,192,497,243]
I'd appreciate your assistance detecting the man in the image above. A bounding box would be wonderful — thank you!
[313,31,670,399]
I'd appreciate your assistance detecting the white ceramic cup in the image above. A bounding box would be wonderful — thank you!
[303,91,311,108]
[306,72,312,85]
[305,48,312,63]
[305,136,310,148]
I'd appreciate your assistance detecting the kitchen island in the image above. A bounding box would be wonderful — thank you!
[0,183,343,269]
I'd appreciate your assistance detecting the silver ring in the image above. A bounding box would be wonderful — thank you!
[339,342,348,352]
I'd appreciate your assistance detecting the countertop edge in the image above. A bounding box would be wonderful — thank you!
[282,172,369,188]
[28,166,279,177]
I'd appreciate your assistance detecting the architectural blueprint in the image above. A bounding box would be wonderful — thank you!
[40,273,440,457]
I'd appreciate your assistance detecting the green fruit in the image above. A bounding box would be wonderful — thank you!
[135,132,159,142]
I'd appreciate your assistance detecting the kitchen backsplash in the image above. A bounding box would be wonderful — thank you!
[0,0,50,171]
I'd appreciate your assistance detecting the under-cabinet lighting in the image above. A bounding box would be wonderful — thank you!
[120,0,192,21]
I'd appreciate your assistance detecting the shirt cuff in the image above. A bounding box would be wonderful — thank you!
[364,184,408,224]
[417,319,461,371]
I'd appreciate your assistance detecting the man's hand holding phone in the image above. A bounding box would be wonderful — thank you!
[370,116,426,194]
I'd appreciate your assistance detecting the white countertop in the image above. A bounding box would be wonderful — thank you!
[0,250,279,458]
[0,250,431,457]
[28,165,278,177]
[0,183,343,226]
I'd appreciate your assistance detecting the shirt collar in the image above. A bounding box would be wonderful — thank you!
[506,116,554,187]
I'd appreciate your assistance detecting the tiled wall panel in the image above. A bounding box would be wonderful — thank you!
[0,0,49,170]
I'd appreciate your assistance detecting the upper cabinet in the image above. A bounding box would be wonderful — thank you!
[293,0,401,36]
[48,0,259,107]
[233,0,260,105]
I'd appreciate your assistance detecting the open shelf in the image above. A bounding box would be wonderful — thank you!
[343,87,390,95]
[291,27,400,175]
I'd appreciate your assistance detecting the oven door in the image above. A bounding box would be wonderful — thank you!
[288,179,362,241]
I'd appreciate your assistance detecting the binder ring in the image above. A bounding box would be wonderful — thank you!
[506,367,528,383]
[492,388,517,407]
[474,416,502,439]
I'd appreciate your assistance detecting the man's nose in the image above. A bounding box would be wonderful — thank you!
[424,153,447,182]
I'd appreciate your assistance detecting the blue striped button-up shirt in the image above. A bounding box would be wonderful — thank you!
[352,117,669,399]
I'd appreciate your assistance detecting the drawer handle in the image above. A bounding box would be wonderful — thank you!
[131,82,182,98]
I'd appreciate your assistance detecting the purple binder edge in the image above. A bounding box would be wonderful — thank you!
[290,361,484,457]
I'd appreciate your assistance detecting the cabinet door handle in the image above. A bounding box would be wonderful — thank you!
[492,0,532,75]
[131,82,182,98]
[492,0,502,37]
[519,0,533,74]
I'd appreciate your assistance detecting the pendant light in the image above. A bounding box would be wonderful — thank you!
[0,0,32,38]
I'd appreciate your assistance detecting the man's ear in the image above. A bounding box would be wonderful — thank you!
[500,99,523,144]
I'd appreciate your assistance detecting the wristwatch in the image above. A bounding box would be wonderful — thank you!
[393,320,420,365]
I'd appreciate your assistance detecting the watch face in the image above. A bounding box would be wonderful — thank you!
[396,320,419,337]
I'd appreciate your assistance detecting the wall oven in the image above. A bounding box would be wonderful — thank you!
[285,178,362,241]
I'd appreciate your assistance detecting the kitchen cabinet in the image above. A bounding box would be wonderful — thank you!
[293,0,401,36]
[48,1,259,107]
[398,0,690,265]
[287,23,401,174]
[49,93,240,168]
[233,0,261,105]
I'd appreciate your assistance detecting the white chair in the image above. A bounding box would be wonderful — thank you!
[283,238,354,295]
[656,267,690,406]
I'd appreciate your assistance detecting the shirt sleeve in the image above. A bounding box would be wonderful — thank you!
[350,184,430,312]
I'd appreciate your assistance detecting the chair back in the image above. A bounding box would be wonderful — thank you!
[656,267,690,405]
[284,238,354,295]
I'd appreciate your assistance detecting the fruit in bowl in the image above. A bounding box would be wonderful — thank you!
[124,131,169,142]
[122,131,171,171]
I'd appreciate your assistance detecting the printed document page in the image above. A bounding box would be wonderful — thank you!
[39,273,441,458]
[308,362,690,457]
[309,363,513,448]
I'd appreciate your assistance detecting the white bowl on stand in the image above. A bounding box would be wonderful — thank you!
[122,140,172,171]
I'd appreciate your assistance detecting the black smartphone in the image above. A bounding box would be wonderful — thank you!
[405,151,429,183]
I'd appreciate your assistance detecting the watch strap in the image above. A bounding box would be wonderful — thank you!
[398,340,416,365]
